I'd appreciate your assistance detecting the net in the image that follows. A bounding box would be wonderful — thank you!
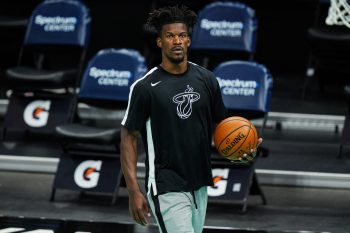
[326,0,350,28]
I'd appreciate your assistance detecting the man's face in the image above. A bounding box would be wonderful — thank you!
[157,23,191,64]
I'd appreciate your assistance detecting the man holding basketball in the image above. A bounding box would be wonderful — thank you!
[120,5,259,233]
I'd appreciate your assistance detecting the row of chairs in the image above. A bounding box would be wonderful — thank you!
[3,0,349,98]
[0,0,273,212]
[189,1,272,213]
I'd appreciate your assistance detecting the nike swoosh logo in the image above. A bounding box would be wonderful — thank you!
[151,81,162,87]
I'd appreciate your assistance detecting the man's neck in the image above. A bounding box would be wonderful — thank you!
[160,60,188,75]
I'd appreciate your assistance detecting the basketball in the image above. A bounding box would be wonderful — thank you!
[214,116,259,160]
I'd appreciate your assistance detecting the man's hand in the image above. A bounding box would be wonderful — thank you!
[231,138,263,164]
[129,190,151,226]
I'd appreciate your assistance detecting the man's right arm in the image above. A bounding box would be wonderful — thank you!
[120,126,150,225]
[120,126,140,193]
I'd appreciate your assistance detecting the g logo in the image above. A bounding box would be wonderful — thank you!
[23,100,51,127]
[208,168,229,197]
[74,160,102,189]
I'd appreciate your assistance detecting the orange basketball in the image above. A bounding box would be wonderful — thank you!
[214,116,258,160]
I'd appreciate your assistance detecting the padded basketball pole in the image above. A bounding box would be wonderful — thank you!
[49,187,56,202]
[338,102,350,158]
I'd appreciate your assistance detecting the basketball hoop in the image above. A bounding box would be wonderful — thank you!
[326,0,350,28]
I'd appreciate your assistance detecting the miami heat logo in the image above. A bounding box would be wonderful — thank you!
[74,160,102,189]
[23,100,51,127]
[172,85,200,119]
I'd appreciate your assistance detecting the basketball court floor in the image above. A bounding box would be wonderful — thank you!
[0,169,350,233]
[0,74,350,232]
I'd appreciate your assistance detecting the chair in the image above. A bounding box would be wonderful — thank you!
[0,1,33,95]
[6,0,90,91]
[303,0,350,98]
[1,0,90,141]
[51,48,148,204]
[190,1,257,70]
[0,15,27,79]
[215,61,273,130]
[210,60,273,213]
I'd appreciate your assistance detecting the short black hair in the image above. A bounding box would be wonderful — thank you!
[145,5,197,36]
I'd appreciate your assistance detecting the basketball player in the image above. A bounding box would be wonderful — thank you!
[120,5,259,233]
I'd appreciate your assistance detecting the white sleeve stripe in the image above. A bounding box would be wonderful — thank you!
[146,118,157,195]
[121,67,158,126]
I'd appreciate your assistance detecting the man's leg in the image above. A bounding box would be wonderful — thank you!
[147,187,208,233]
[192,186,208,233]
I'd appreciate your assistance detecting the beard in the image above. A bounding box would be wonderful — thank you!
[169,56,184,64]
[165,51,185,64]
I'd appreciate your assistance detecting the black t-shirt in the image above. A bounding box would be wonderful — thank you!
[121,62,226,195]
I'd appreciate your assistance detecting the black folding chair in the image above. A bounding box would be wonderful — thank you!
[1,0,90,141]
[51,48,148,204]
[190,1,257,70]
[210,60,273,213]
